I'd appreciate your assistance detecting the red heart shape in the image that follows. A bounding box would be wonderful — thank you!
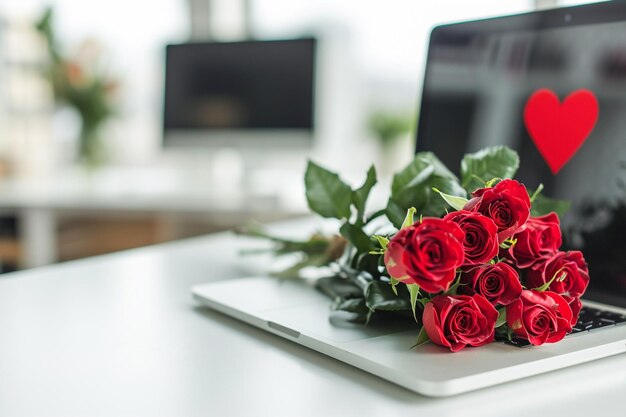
[523,89,598,174]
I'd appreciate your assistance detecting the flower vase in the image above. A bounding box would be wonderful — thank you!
[78,124,104,169]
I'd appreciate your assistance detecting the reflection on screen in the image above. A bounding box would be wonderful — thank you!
[417,20,626,305]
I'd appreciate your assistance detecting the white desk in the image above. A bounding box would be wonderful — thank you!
[0,220,625,417]
[0,167,306,268]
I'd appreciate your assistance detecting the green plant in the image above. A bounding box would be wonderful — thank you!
[368,111,414,149]
[36,7,118,167]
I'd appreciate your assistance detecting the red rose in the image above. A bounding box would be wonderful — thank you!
[464,179,531,243]
[444,210,499,266]
[384,218,465,293]
[423,294,498,352]
[459,262,522,306]
[563,295,582,327]
[506,290,573,345]
[526,251,589,298]
[507,213,562,269]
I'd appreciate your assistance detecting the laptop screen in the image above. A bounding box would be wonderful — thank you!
[416,3,626,307]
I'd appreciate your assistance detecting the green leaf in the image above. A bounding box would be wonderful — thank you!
[402,207,417,229]
[500,237,517,250]
[412,326,431,349]
[407,283,420,321]
[531,194,571,217]
[305,160,353,220]
[495,308,507,328]
[416,297,431,307]
[373,235,389,250]
[332,298,369,323]
[389,277,400,296]
[446,272,463,295]
[484,177,502,188]
[365,281,411,312]
[339,223,373,254]
[364,208,386,225]
[432,187,469,211]
[386,152,465,228]
[529,183,544,203]
[427,175,467,214]
[534,268,567,292]
[355,253,382,279]
[352,165,377,224]
[333,297,368,314]
[461,146,519,192]
[385,199,410,229]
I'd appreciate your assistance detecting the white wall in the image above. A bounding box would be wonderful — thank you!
[1,0,536,171]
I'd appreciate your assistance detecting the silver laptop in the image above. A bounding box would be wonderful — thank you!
[193,2,626,397]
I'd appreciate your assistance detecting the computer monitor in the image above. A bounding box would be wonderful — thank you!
[416,1,626,307]
[163,38,316,149]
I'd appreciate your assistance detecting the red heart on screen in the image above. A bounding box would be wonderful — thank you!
[523,89,598,174]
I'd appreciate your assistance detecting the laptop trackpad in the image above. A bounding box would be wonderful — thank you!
[262,302,416,343]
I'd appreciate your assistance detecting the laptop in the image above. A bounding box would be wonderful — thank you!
[192,1,626,396]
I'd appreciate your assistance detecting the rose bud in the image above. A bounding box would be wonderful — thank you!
[507,213,562,269]
[507,290,573,345]
[526,251,589,298]
[459,262,523,306]
[423,294,498,352]
[444,210,499,266]
[563,295,582,327]
[464,179,531,243]
[384,218,465,293]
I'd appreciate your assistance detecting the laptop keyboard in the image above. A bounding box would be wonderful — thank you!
[571,306,626,332]
[506,306,626,347]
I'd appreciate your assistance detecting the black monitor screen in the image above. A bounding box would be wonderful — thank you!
[164,39,315,132]
[416,3,626,306]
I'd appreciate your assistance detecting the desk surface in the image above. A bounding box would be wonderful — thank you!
[0,167,304,214]
[1,220,625,417]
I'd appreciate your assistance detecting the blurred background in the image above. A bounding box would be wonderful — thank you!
[0,0,590,273]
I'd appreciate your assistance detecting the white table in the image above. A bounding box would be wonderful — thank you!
[0,167,306,268]
[0,220,625,417]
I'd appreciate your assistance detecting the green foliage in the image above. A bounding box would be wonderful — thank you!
[461,146,520,192]
[433,188,469,211]
[304,161,381,269]
[531,194,571,218]
[407,283,421,321]
[305,161,353,220]
[495,308,507,328]
[401,207,417,229]
[305,162,379,228]
[352,165,377,225]
[365,281,412,312]
[333,297,368,315]
[413,326,431,348]
[386,152,466,228]
[389,277,400,295]
[368,111,414,148]
[35,6,117,165]
[529,183,544,203]
[236,225,341,279]
[372,235,389,251]
[446,272,464,296]
[339,223,373,254]
[237,225,331,256]
[534,268,567,292]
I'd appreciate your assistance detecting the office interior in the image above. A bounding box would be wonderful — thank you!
[0,0,585,274]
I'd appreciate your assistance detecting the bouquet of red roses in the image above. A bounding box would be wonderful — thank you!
[246,146,589,352]
[383,178,588,351]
